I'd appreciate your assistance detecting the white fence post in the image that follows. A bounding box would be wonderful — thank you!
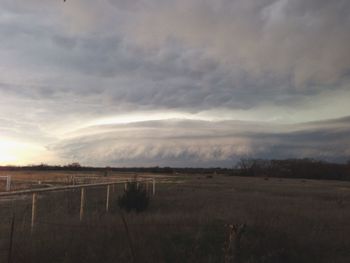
[0,179,161,228]
[0,176,11,191]
[31,193,37,233]
[6,176,11,191]
[106,185,110,212]
[80,187,85,221]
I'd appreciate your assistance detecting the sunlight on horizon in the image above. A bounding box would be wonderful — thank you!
[0,140,19,164]
[0,138,54,166]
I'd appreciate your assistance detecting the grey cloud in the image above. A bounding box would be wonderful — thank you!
[0,0,350,166]
[128,0,350,87]
[51,117,350,167]
[2,0,349,116]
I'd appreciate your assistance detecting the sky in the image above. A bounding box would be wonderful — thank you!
[0,0,350,167]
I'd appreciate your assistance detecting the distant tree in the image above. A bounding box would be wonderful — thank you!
[66,162,81,170]
[104,167,111,177]
[236,159,257,176]
[37,163,49,168]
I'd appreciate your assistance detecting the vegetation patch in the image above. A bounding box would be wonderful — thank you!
[118,181,150,212]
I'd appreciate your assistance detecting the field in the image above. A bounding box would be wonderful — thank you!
[0,172,350,263]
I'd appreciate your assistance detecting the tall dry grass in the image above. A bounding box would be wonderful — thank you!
[0,175,349,262]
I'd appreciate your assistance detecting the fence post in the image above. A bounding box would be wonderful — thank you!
[106,185,110,212]
[80,188,85,221]
[31,193,37,233]
[152,178,156,196]
[8,214,15,263]
[6,176,11,191]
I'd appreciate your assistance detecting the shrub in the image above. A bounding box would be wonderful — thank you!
[118,181,150,212]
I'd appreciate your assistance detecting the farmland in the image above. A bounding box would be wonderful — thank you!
[0,171,350,263]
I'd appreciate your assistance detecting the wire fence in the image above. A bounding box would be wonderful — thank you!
[1,176,349,263]
[0,178,157,262]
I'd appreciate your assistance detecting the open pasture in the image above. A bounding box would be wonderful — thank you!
[0,173,349,263]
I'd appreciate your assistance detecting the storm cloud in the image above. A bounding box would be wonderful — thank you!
[51,117,350,167]
[0,0,349,166]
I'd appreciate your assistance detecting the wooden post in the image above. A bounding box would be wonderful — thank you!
[106,185,110,212]
[6,176,11,191]
[0,176,12,191]
[152,178,156,196]
[8,214,15,263]
[31,193,37,233]
[80,188,85,221]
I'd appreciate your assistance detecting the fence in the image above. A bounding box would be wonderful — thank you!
[0,177,159,262]
[0,176,11,191]
[0,176,247,263]
[0,177,156,232]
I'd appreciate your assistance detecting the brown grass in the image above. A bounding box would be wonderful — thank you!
[0,174,349,262]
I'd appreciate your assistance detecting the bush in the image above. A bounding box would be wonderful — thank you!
[118,181,150,212]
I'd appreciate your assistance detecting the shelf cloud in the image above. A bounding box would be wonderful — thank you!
[0,0,349,165]
[50,117,350,167]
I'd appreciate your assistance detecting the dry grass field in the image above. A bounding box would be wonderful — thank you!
[0,173,350,263]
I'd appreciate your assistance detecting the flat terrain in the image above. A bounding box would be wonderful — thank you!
[0,172,349,263]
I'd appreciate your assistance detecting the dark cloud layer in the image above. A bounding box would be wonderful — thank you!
[0,0,349,165]
[51,117,350,167]
[1,0,350,111]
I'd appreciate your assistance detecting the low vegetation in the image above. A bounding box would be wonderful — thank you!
[235,158,350,180]
[118,181,150,212]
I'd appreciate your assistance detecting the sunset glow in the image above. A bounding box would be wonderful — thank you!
[0,140,19,164]
[0,139,53,166]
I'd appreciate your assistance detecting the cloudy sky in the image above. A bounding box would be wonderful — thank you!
[0,0,349,167]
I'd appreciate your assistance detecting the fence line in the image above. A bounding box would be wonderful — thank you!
[0,177,157,232]
[0,178,154,197]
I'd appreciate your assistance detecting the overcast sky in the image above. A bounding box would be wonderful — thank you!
[0,0,349,166]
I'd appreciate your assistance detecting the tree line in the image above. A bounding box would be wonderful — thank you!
[1,158,350,181]
[235,158,350,181]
